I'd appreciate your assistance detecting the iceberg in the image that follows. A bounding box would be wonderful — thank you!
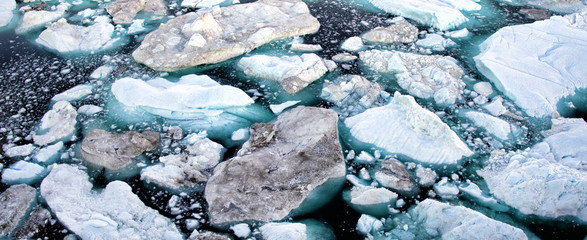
[344,185,398,217]
[259,220,335,240]
[344,92,473,166]
[33,142,64,165]
[474,12,587,118]
[365,0,481,30]
[40,164,183,239]
[320,75,386,117]
[0,0,16,28]
[33,101,77,146]
[360,50,466,106]
[459,110,524,141]
[15,3,69,34]
[133,0,320,71]
[1,161,46,185]
[3,144,36,158]
[36,18,121,54]
[341,36,364,52]
[51,84,93,102]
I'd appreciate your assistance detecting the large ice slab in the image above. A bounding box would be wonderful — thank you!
[412,199,528,239]
[33,101,77,146]
[365,0,481,30]
[0,185,36,237]
[237,53,333,94]
[474,12,587,118]
[479,119,587,221]
[15,3,69,34]
[205,107,345,225]
[360,50,466,106]
[111,74,254,119]
[133,0,320,71]
[0,0,16,28]
[36,18,121,54]
[40,164,183,239]
[344,92,473,166]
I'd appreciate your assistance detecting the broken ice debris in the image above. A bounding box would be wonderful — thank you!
[474,11,587,118]
[365,0,481,30]
[81,129,160,170]
[133,0,320,71]
[360,49,466,106]
[15,3,69,34]
[36,18,122,54]
[320,74,387,117]
[40,164,183,239]
[362,18,418,44]
[33,101,77,146]
[205,107,345,225]
[13,208,51,239]
[344,92,473,166]
[238,53,334,94]
[33,141,63,165]
[106,0,167,24]
[0,184,36,237]
[51,84,93,102]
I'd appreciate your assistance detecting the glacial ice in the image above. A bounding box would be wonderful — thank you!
[474,11,587,118]
[0,0,16,28]
[1,161,46,185]
[290,43,323,52]
[33,101,77,146]
[4,144,35,158]
[479,118,587,222]
[433,177,459,199]
[341,36,364,52]
[230,223,250,238]
[320,75,387,117]
[237,53,334,94]
[360,49,466,106]
[51,84,93,102]
[12,208,51,239]
[15,3,69,34]
[374,158,417,194]
[344,92,473,166]
[106,0,167,24]
[133,0,320,71]
[0,184,36,237]
[89,65,114,80]
[412,199,528,239]
[260,220,335,240]
[181,0,234,9]
[270,100,301,114]
[493,0,586,14]
[40,164,183,239]
[344,185,398,217]
[415,33,456,51]
[36,18,121,54]
[33,141,64,165]
[361,18,418,44]
[459,110,523,141]
[356,214,383,236]
[365,0,481,30]
[77,105,103,115]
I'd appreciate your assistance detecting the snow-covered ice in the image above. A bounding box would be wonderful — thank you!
[1,161,46,185]
[36,18,121,54]
[33,101,77,146]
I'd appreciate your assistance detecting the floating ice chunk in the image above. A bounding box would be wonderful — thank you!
[412,199,528,239]
[360,50,466,106]
[260,222,306,240]
[128,19,148,34]
[331,53,357,62]
[51,84,93,102]
[181,0,232,8]
[1,161,46,185]
[445,28,470,38]
[416,33,456,51]
[0,184,36,237]
[459,110,523,141]
[375,158,417,194]
[473,81,493,97]
[321,75,386,117]
[366,0,481,30]
[474,12,587,118]
[77,105,103,115]
[34,142,63,165]
[33,101,77,146]
[133,0,320,71]
[493,0,585,14]
[290,43,323,52]
[36,18,121,54]
[483,97,508,117]
[0,0,16,28]
[356,214,383,236]
[89,65,114,79]
[341,36,364,52]
[111,75,254,119]
[344,185,398,217]
[16,3,69,34]
[355,151,375,164]
[238,54,331,94]
[415,165,437,187]
[189,231,231,240]
[458,181,509,211]
[4,144,36,158]
[231,223,250,238]
[41,165,183,239]
[106,0,167,24]
[230,128,249,141]
[362,19,418,44]
[433,177,459,199]
[534,118,587,170]
[345,92,473,166]
[270,100,301,114]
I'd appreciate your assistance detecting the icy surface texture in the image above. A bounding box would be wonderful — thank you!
[365,0,481,30]
[81,129,160,170]
[237,53,333,94]
[16,3,69,34]
[13,208,51,239]
[459,110,524,141]
[479,119,587,222]
[51,84,93,102]
[320,75,386,116]
[0,184,36,237]
[205,106,345,225]
[40,164,183,239]
[360,49,466,106]
[362,18,418,44]
[0,0,16,28]
[474,11,587,118]
[345,92,473,166]
[36,18,121,54]
[33,101,77,146]
[1,161,46,185]
[412,199,528,239]
[133,0,320,71]
[106,0,167,24]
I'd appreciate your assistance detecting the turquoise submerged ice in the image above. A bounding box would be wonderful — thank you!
[111,74,254,119]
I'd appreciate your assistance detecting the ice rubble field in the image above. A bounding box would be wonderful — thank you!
[0,0,586,239]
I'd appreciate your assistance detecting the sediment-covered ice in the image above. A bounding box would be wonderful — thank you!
[474,11,587,118]
[111,74,254,119]
[237,53,333,94]
[345,92,473,166]
[36,18,121,54]
[0,0,16,28]
[412,199,528,239]
[133,0,320,71]
[33,101,77,146]
[374,158,417,194]
[362,18,418,44]
[106,0,167,24]
[365,0,481,30]
[205,107,345,225]
[479,119,587,222]
[360,49,466,106]
[40,164,183,239]
[15,3,69,34]
[0,184,36,237]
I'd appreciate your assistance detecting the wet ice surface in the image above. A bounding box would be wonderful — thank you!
[0,0,586,239]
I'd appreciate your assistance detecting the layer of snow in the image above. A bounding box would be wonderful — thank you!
[345,92,473,166]
[474,12,587,118]
[40,165,183,239]
[51,84,93,102]
[111,74,254,119]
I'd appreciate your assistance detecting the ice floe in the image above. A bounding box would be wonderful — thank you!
[0,184,36,237]
[106,0,167,24]
[15,3,69,34]
[362,18,418,44]
[33,101,77,146]
[0,0,16,28]
[36,18,121,54]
